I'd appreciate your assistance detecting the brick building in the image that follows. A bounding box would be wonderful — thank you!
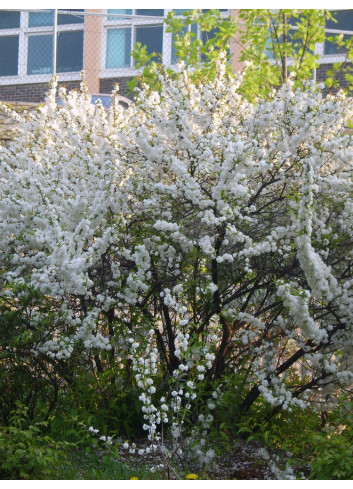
[0,9,352,104]
[0,9,233,103]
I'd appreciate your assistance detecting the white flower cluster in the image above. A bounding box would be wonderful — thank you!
[1,60,353,433]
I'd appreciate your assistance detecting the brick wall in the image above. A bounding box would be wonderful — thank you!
[316,62,353,93]
[2,63,352,105]
[99,77,134,100]
[0,80,81,104]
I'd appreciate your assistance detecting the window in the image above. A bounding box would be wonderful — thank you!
[266,29,304,60]
[29,11,54,27]
[327,10,353,32]
[108,9,132,21]
[325,10,353,55]
[0,11,20,76]
[0,11,20,29]
[105,9,164,70]
[0,35,19,76]
[135,10,164,17]
[106,29,131,68]
[264,13,315,61]
[171,10,229,65]
[0,10,85,79]
[29,10,84,27]
[201,28,219,61]
[171,23,198,64]
[325,34,352,55]
[102,9,231,75]
[27,34,52,74]
[58,10,84,25]
[27,30,84,75]
[136,25,163,62]
[57,31,83,72]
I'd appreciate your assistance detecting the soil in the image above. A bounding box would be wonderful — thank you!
[113,438,307,480]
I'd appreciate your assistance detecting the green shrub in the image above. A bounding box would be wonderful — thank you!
[0,404,71,479]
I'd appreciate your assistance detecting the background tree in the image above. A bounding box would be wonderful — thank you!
[238,9,353,100]
[131,9,353,102]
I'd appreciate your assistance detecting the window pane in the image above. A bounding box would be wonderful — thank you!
[0,11,20,29]
[201,27,218,61]
[27,34,52,74]
[172,23,197,64]
[58,9,84,25]
[201,28,218,44]
[325,34,352,54]
[326,10,353,31]
[0,35,18,75]
[266,29,306,59]
[173,10,192,16]
[57,30,83,72]
[108,9,132,20]
[29,11,54,27]
[136,25,163,63]
[106,28,131,68]
[136,10,164,17]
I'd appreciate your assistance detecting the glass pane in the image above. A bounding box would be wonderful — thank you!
[173,9,192,16]
[0,35,18,75]
[0,11,20,29]
[201,27,218,61]
[325,34,352,54]
[201,28,218,44]
[136,10,164,17]
[326,10,353,31]
[58,9,84,25]
[29,11,54,27]
[106,28,131,68]
[266,28,306,59]
[201,27,230,62]
[27,34,52,74]
[135,25,163,63]
[108,9,132,20]
[172,23,197,64]
[57,30,83,72]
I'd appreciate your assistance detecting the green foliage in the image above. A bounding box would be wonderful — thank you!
[325,34,353,93]
[0,404,71,479]
[128,9,237,94]
[238,9,327,100]
[0,283,66,423]
[307,431,353,480]
[51,366,146,438]
[52,449,160,480]
[128,9,353,101]
[230,398,353,480]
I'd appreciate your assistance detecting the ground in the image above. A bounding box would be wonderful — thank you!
[106,438,306,480]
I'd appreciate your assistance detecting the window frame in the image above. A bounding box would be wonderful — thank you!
[321,9,353,61]
[263,10,353,67]
[100,9,232,78]
[0,10,85,84]
[101,9,169,77]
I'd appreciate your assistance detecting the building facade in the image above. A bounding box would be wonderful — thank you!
[0,9,352,103]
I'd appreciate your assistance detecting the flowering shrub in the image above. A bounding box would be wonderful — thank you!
[1,60,353,462]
